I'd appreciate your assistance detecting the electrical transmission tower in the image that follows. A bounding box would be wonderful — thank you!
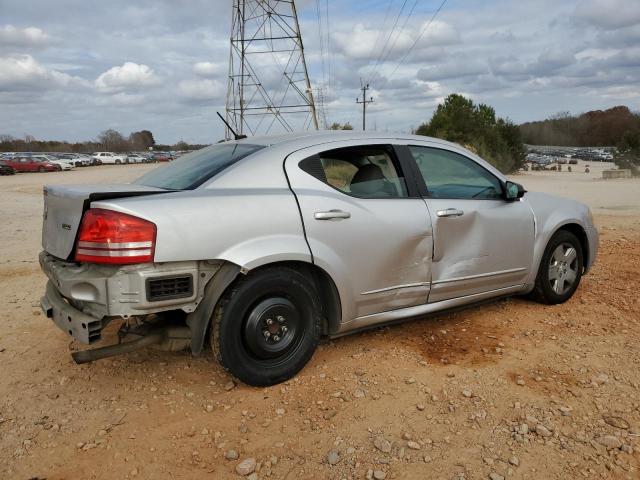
[225,0,319,139]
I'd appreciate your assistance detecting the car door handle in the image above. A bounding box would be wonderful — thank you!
[436,208,464,218]
[314,209,351,220]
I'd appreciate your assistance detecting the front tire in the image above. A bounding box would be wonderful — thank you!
[211,267,321,386]
[530,230,583,304]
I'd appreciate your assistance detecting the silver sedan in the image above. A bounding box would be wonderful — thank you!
[39,132,598,386]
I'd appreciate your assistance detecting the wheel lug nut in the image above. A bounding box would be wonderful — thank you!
[281,326,288,333]
[273,335,280,342]
[277,315,285,323]
[264,331,271,338]
[266,318,273,325]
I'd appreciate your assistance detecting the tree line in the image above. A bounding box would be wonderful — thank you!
[0,129,207,153]
[519,106,640,148]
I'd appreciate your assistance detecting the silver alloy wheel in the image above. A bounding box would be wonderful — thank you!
[548,242,578,295]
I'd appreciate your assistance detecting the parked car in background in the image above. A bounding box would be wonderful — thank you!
[92,152,128,164]
[39,132,598,386]
[127,153,147,164]
[152,152,172,162]
[31,154,74,171]
[57,153,92,167]
[0,161,16,175]
[3,156,59,172]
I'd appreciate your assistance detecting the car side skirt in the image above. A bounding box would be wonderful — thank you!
[331,284,525,337]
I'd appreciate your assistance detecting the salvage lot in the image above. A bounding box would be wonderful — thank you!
[0,162,639,479]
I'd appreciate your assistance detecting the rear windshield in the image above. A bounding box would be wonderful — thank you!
[134,143,264,190]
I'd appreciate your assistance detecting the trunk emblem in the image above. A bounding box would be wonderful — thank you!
[62,223,72,230]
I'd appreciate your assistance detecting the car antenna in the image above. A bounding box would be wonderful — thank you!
[216,112,247,141]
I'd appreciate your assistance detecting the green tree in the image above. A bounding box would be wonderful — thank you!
[416,94,525,172]
[174,140,189,151]
[615,129,640,176]
[98,129,128,152]
[129,130,155,150]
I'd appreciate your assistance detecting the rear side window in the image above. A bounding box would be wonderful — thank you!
[299,145,408,198]
[135,143,264,190]
[409,146,503,200]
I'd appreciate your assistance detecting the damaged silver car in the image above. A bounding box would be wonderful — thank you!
[40,132,598,386]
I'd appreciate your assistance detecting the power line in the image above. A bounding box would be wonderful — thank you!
[386,0,449,81]
[364,0,396,78]
[366,0,419,84]
[365,0,409,85]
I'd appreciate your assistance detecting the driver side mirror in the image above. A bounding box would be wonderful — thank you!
[504,181,526,200]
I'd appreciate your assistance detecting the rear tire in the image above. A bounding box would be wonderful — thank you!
[211,266,321,386]
[530,230,583,304]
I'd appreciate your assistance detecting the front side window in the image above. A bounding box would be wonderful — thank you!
[135,143,264,190]
[300,145,408,198]
[409,146,503,200]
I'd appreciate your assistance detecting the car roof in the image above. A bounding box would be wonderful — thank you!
[232,130,460,151]
[223,130,506,183]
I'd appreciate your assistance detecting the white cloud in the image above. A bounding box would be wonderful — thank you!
[574,0,640,29]
[193,61,223,77]
[177,78,224,101]
[0,24,49,48]
[417,60,488,82]
[0,54,83,91]
[333,20,459,61]
[0,0,638,143]
[416,20,459,46]
[111,92,146,106]
[95,62,159,93]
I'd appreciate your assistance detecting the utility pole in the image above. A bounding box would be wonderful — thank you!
[356,84,373,131]
[225,0,319,138]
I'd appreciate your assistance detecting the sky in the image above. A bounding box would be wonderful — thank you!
[0,0,639,144]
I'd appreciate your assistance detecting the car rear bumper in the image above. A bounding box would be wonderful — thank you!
[39,252,223,343]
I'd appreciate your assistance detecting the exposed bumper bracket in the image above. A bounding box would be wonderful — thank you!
[41,281,104,344]
[71,325,191,364]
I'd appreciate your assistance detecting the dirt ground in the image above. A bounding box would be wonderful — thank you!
[1,162,639,480]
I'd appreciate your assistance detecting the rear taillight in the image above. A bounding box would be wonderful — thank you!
[75,208,156,264]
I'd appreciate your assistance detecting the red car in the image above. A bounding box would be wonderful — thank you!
[152,152,172,162]
[2,157,60,172]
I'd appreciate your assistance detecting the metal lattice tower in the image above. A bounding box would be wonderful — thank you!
[225,0,319,138]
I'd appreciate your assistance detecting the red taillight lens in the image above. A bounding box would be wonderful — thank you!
[75,208,156,264]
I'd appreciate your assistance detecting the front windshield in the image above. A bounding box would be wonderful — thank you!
[134,142,264,190]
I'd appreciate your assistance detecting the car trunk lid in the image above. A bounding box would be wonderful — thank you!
[42,184,165,260]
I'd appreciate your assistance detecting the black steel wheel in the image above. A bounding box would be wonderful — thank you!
[211,266,321,386]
